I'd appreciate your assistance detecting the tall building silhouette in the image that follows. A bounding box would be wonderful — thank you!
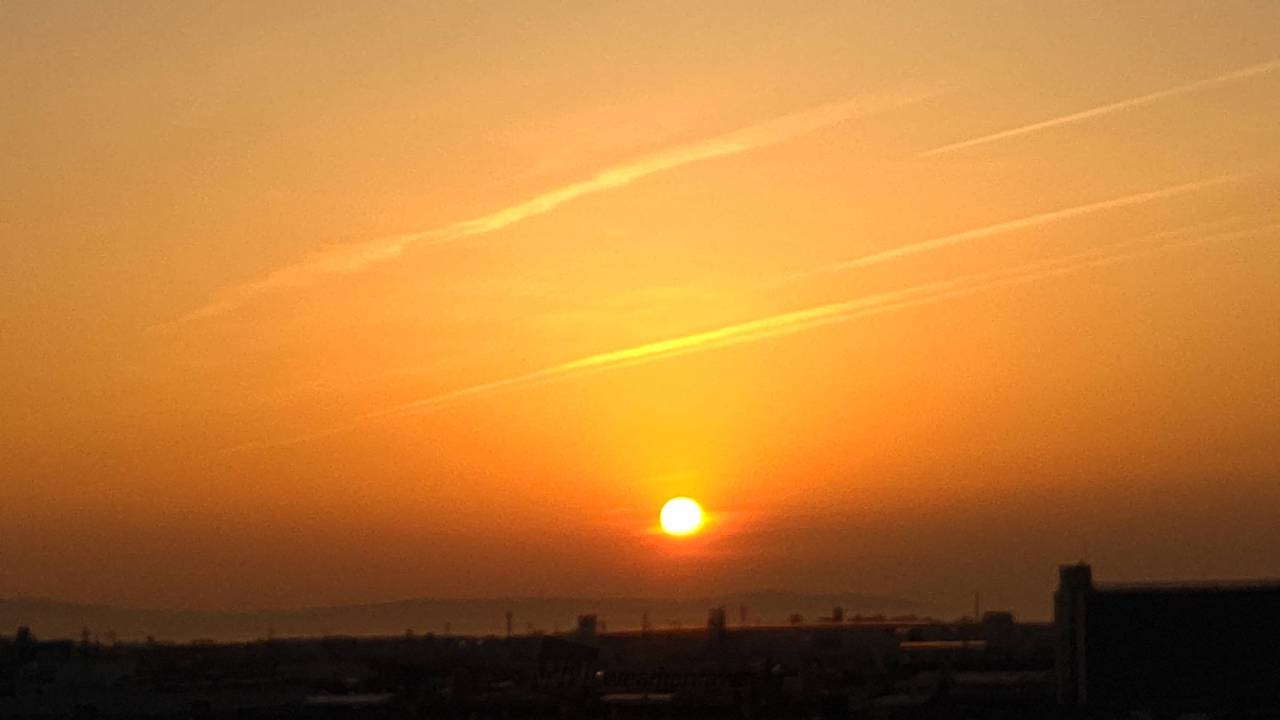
[1055,563,1280,714]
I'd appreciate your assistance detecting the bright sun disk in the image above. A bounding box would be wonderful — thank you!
[659,497,704,536]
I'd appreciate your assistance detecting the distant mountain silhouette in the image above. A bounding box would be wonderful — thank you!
[0,591,928,642]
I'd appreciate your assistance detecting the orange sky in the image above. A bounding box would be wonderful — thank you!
[2,2,1278,619]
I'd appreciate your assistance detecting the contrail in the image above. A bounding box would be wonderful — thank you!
[765,174,1242,287]
[172,87,936,325]
[921,58,1280,157]
[223,218,1275,454]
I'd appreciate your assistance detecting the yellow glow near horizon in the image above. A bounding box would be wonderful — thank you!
[659,497,704,536]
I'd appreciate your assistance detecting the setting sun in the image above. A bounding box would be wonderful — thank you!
[659,497,704,536]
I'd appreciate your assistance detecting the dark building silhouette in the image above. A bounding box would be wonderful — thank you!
[538,634,599,667]
[574,613,597,643]
[706,606,727,643]
[1055,562,1280,714]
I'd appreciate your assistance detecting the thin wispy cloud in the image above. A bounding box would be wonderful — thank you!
[225,218,1276,454]
[921,58,1280,157]
[765,174,1242,287]
[173,87,936,325]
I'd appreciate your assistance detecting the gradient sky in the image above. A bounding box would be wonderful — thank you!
[2,1,1278,619]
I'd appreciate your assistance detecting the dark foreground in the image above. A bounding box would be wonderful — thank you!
[5,615,1063,719]
[6,563,1280,719]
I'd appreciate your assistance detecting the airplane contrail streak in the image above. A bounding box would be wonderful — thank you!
[222,218,1275,454]
[920,58,1280,157]
[764,174,1242,287]
[172,87,935,325]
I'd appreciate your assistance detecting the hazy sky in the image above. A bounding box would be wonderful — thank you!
[2,1,1278,619]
